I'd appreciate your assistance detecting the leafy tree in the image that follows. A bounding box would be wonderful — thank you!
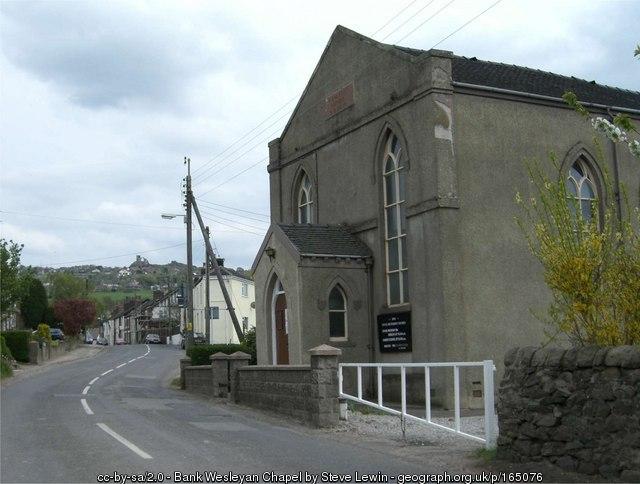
[48,272,89,301]
[20,276,48,329]
[0,239,25,325]
[53,299,96,336]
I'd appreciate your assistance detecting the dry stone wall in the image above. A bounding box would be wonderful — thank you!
[498,345,640,481]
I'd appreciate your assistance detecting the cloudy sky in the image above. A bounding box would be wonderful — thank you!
[1,0,638,270]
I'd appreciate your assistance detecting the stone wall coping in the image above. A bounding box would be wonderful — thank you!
[210,352,231,360]
[184,365,213,371]
[228,351,251,360]
[180,357,192,363]
[238,364,311,371]
[506,345,640,369]
[308,344,342,356]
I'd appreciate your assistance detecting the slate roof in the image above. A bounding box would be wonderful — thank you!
[393,46,640,110]
[278,224,372,258]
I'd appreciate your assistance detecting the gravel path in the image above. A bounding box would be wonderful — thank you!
[331,408,498,450]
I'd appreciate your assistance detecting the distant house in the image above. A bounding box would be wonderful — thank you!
[192,265,255,344]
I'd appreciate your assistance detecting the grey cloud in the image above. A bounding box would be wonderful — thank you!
[0,2,232,110]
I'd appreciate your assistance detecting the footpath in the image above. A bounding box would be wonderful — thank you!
[1,344,105,388]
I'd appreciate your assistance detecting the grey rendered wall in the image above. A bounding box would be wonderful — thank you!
[451,92,640,379]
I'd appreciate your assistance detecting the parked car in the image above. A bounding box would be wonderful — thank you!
[50,328,64,341]
[115,337,125,345]
[95,336,108,346]
[84,333,94,344]
[144,333,161,344]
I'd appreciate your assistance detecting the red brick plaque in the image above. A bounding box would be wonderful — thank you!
[324,82,354,118]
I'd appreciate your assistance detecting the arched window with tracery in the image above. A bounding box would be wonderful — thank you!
[566,157,598,222]
[382,132,408,306]
[328,285,347,341]
[297,172,313,224]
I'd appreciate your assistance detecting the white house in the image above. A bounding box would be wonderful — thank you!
[192,267,255,344]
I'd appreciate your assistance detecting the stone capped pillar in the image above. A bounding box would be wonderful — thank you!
[210,352,231,397]
[309,344,342,427]
[179,358,191,390]
[228,351,252,401]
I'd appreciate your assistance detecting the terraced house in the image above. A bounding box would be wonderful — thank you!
[252,26,640,405]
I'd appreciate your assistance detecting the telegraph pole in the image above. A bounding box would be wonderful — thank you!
[184,157,195,351]
[191,197,244,341]
[204,226,211,344]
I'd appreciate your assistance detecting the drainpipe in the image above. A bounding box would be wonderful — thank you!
[365,257,376,396]
[606,107,623,221]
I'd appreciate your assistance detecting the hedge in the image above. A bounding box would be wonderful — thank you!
[1,330,31,362]
[187,344,251,366]
[0,335,13,360]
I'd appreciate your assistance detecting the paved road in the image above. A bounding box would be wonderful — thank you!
[1,344,429,483]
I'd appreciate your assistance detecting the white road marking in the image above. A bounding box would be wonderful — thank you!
[128,359,136,363]
[82,386,90,395]
[116,363,126,368]
[96,423,152,459]
[89,377,99,385]
[81,399,94,415]
[101,369,114,376]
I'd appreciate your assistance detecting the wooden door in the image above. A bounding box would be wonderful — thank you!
[275,293,289,365]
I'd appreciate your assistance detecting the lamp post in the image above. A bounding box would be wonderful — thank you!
[161,211,193,351]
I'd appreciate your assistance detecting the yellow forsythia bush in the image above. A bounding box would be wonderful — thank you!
[516,154,640,346]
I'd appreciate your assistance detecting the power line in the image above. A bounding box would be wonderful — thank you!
[0,210,185,231]
[193,110,291,181]
[372,0,421,37]
[393,0,456,44]
[194,199,269,218]
[197,0,499,198]
[431,0,504,48]
[198,157,268,197]
[381,0,438,41]
[195,204,270,224]
[200,213,265,236]
[193,0,443,189]
[193,124,284,187]
[191,97,296,176]
[36,242,187,267]
[200,210,268,231]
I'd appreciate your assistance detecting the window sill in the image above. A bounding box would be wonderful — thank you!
[380,303,411,313]
[328,340,356,348]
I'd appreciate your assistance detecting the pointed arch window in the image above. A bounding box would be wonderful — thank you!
[383,132,408,306]
[297,172,313,224]
[566,158,598,222]
[328,285,347,341]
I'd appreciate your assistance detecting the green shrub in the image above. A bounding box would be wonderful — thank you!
[187,343,251,366]
[0,335,13,360]
[243,327,257,365]
[1,330,31,362]
[0,359,12,378]
[36,323,51,342]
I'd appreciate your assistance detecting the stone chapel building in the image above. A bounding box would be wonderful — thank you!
[251,26,640,403]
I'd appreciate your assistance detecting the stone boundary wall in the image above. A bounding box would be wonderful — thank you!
[234,366,316,422]
[183,365,216,396]
[179,345,342,428]
[498,345,640,481]
[28,340,72,364]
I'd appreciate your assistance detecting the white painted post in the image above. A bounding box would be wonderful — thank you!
[400,366,407,417]
[338,365,343,396]
[425,366,431,423]
[453,365,460,432]
[357,366,362,400]
[483,360,496,449]
[377,366,383,406]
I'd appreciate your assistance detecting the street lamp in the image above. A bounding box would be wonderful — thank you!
[161,211,192,351]
[161,213,185,221]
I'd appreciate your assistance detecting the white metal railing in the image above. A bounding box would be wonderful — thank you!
[338,361,497,449]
